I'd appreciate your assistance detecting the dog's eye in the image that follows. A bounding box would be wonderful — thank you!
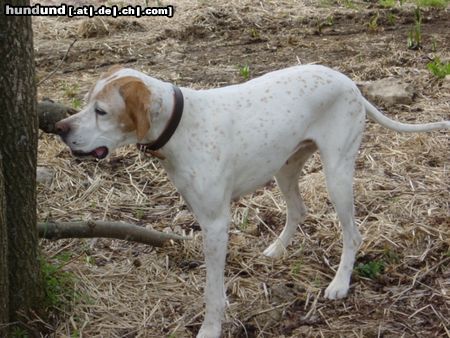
[95,107,107,116]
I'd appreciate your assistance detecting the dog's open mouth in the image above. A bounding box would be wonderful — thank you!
[72,146,109,160]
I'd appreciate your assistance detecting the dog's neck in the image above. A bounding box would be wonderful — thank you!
[140,79,183,152]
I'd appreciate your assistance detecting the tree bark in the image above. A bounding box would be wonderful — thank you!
[0,156,9,337]
[0,0,45,330]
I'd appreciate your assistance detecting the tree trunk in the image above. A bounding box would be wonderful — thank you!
[0,156,9,338]
[0,0,45,331]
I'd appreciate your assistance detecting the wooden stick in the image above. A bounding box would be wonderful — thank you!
[37,38,78,87]
[38,220,188,247]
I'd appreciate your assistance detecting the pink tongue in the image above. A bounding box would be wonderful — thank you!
[93,147,107,158]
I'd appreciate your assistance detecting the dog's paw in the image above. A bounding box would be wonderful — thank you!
[197,324,221,338]
[263,240,286,258]
[324,280,349,300]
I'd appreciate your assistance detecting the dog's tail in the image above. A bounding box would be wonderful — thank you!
[364,98,450,132]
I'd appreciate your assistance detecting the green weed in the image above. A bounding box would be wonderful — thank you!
[383,247,401,264]
[291,261,303,276]
[41,253,79,310]
[355,260,385,279]
[250,27,260,39]
[379,0,396,7]
[135,208,145,220]
[407,7,422,50]
[312,274,323,288]
[238,64,250,80]
[431,37,437,52]
[239,208,249,231]
[387,12,397,25]
[368,12,380,32]
[318,0,335,7]
[317,15,334,34]
[85,255,95,266]
[427,57,450,79]
[63,83,80,99]
[343,0,358,9]
[71,97,82,110]
[11,327,29,338]
[414,0,449,7]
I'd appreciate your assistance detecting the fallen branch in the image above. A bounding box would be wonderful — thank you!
[38,220,188,247]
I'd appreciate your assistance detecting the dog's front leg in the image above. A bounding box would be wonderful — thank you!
[195,208,230,338]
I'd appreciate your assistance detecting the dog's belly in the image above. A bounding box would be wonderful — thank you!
[231,166,279,199]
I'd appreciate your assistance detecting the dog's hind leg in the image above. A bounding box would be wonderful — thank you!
[263,141,317,258]
[317,120,364,299]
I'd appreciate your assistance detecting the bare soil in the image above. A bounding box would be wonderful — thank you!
[34,1,449,337]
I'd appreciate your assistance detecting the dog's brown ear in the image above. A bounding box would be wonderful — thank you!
[100,65,123,80]
[119,79,151,141]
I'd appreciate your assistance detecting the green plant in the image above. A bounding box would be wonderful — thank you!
[427,57,450,79]
[71,97,82,110]
[41,254,78,310]
[355,260,385,279]
[56,251,72,264]
[387,12,397,25]
[135,208,145,220]
[407,7,422,50]
[291,261,303,275]
[414,0,448,7]
[239,208,249,231]
[312,274,323,288]
[250,27,260,39]
[319,0,335,7]
[431,37,437,52]
[379,0,396,7]
[71,331,80,338]
[343,0,357,9]
[383,247,400,264]
[368,12,379,32]
[11,326,29,338]
[63,83,80,99]
[85,255,95,266]
[238,64,250,80]
[317,15,334,34]
[326,15,334,25]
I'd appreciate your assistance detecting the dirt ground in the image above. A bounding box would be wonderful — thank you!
[34,0,449,337]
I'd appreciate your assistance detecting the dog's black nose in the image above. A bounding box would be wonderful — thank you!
[55,120,71,139]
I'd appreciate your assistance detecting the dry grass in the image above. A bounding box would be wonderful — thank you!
[34,0,449,337]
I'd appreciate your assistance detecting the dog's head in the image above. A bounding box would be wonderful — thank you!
[56,66,151,159]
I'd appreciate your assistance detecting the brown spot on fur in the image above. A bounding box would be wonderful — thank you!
[95,76,151,141]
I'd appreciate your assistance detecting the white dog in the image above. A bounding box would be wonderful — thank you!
[56,65,449,337]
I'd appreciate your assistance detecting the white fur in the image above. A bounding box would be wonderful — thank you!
[58,65,449,337]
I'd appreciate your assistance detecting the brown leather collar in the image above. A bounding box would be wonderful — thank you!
[137,85,184,157]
